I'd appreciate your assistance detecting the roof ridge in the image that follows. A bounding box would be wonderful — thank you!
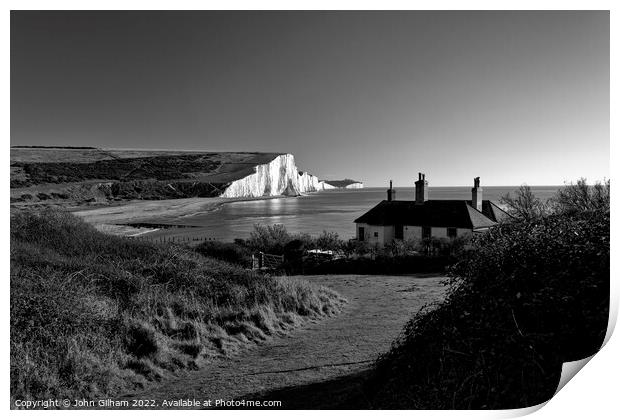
[354,198,499,228]
[487,200,514,219]
[464,203,497,228]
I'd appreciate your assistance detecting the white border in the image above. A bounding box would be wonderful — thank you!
[3,2,617,420]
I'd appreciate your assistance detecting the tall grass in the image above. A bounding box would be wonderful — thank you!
[10,210,345,403]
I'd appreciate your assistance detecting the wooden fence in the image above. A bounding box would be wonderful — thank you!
[251,252,285,271]
[126,236,285,271]
[127,235,220,244]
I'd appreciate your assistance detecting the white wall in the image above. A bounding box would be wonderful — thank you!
[356,223,392,246]
[356,223,369,241]
[357,224,473,245]
[403,225,422,241]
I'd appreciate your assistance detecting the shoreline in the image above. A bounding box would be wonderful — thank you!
[72,194,311,237]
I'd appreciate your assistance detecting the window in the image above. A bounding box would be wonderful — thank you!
[358,226,365,241]
[395,224,404,240]
[447,227,457,238]
[422,226,431,239]
[374,232,379,238]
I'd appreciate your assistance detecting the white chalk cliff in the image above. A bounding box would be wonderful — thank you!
[318,181,337,190]
[10,148,364,205]
[221,153,325,198]
[297,171,322,192]
[319,180,365,189]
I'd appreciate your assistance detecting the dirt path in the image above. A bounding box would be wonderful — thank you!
[120,274,448,409]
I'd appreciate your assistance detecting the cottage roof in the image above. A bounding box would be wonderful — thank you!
[477,200,513,223]
[354,199,508,230]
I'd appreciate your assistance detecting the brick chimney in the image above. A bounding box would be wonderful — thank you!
[414,173,428,205]
[387,180,396,201]
[471,177,482,211]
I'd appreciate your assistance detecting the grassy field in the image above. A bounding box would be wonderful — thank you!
[10,147,282,186]
[10,209,345,403]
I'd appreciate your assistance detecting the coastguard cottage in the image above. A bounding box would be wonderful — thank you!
[354,173,511,246]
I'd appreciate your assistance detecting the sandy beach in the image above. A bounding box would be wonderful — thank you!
[72,195,297,236]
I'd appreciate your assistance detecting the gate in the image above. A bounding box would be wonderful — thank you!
[252,252,284,270]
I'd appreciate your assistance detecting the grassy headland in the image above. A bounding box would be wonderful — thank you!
[10,147,285,206]
[10,210,345,403]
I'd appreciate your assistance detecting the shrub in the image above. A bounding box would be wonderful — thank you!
[194,241,252,267]
[551,178,610,215]
[306,255,454,275]
[314,231,344,252]
[500,184,549,220]
[245,224,291,254]
[383,239,418,257]
[342,239,371,257]
[366,200,609,408]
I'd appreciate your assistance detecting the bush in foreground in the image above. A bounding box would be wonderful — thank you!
[194,240,253,268]
[306,255,454,275]
[365,206,609,409]
[10,210,345,403]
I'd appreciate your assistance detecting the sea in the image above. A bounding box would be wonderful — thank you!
[150,186,562,243]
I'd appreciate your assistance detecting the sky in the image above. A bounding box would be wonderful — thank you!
[11,11,609,186]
